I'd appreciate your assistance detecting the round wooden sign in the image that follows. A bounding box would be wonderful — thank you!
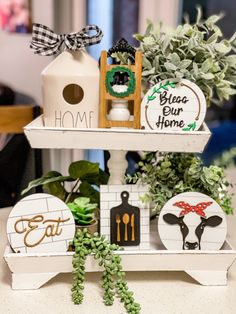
[158,192,227,250]
[140,79,206,131]
[7,193,75,253]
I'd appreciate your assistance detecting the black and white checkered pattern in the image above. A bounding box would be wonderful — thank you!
[30,23,103,56]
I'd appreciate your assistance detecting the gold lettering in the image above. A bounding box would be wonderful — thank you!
[14,215,70,248]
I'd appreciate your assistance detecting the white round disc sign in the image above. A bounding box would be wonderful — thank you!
[158,192,227,251]
[7,193,75,253]
[141,79,206,131]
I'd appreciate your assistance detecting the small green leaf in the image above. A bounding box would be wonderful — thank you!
[179,59,192,69]
[164,62,177,71]
[169,53,180,66]
[201,73,214,80]
[142,56,152,70]
[147,95,156,102]
[214,42,231,54]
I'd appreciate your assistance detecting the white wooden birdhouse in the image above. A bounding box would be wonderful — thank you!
[42,49,100,128]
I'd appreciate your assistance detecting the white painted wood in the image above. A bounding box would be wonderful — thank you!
[107,151,128,184]
[100,185,150,250]
[185,270,227,286]
[4,242,236,287]
[7,194,75,254]
[42,50,99,128]
[4,220,236,288]
[141,79,206,131]
[24,116,211,152]
[158,192,227,251]
[12,273,58,290]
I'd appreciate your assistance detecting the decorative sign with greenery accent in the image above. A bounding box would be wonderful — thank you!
[140,79,206,131]
[158,192,227,251]
[105,66,136,98]
[7,193,75,253]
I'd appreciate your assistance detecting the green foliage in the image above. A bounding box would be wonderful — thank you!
[71,229,141,313]
[182,121,196,131]
[126,152,233,215]
[111,52,134,65]
[133,8,236,106]
[67,197,97,225]
[22,160,109,205]
[147,80,178,102]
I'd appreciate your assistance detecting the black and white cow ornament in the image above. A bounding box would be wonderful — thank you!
[158,192,227,250]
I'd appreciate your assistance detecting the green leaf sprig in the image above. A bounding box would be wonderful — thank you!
[71,229,141,313]
[126,152,233,215]
[147,80,178,102]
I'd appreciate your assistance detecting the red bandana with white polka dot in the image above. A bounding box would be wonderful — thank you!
[173,201,213,217]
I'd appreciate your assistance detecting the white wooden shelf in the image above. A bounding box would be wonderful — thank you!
[12,115,234,291]
[4,220,236,289]
[24,115,211,152]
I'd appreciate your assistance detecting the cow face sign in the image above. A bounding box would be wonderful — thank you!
[158,192,227,251]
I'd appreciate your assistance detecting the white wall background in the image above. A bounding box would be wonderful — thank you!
[0,0,54,104]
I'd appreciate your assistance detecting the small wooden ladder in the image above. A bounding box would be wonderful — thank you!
[99,50,142,129]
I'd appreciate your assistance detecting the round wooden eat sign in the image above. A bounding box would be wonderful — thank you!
[140,79,206,131]
[158,192,227,250]
[7,193,75,253]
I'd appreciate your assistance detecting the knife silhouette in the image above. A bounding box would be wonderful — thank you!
[131,214,135,241]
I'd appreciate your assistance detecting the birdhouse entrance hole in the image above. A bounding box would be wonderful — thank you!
[63,84,84,105]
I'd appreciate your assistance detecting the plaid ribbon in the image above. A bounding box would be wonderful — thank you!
[30,23,103,56]
[173,201,213,217]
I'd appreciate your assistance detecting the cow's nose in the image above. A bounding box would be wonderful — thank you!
[185,241,198,250]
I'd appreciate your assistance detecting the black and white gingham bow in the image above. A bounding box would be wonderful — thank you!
[30,23,103,56]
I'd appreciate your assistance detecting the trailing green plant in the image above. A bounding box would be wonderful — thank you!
[22,160,109,205]
[71,228,141,313]
[67,197,97,226]
[126,152,233,215]
[114,8,236,106]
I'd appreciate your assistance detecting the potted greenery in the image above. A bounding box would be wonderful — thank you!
[126,152,233,216]
[113,9,236,106]
[67,197,98,234]
[135,8,236,105]
[22,160,109,205]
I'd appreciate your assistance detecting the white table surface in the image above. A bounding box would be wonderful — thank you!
[1,178,236,314]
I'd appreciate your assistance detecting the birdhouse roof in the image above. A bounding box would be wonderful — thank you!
[42,49,99,77]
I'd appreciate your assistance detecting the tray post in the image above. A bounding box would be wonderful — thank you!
[107,150,128,184]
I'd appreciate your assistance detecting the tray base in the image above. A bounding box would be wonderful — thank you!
[4,221,236,289]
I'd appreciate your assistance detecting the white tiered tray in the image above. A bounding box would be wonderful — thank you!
[24,115,211,152]
[4,220,236,289]
[5,115,233,290]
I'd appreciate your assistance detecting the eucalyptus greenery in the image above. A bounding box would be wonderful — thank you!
[22,160,109,205]
[126,152,233,215]
[72,229,141,313]
[114,8,236,106]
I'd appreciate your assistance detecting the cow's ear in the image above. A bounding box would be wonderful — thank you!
[205,215,222,227]
[163,213,180,225]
